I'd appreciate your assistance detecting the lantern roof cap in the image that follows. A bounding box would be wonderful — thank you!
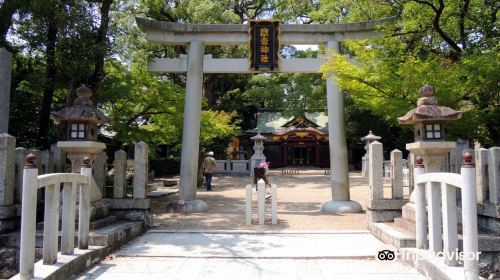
[51,84,111,124]
[361,130,381,141]
[251,131,265,140]
[398,85,461,125]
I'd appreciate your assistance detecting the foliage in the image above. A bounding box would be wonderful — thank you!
[319,0,499,146]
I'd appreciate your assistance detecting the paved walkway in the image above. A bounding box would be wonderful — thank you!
[75,170,420,279]
[75,231,424,280]
[152,170,401,231]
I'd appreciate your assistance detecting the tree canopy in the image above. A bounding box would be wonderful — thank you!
[1,0,498,155]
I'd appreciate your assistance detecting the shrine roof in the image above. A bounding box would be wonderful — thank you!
[247,111,328,134]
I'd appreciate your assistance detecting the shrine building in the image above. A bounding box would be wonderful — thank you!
[246,110,330,168]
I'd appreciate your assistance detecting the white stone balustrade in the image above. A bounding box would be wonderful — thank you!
[414,152,479,280]
[245,179,277,225]
[19,154,93,280]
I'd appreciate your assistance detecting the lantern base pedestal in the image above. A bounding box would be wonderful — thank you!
[57,141,106,202]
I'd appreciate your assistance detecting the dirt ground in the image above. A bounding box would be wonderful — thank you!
[152,169,377,231]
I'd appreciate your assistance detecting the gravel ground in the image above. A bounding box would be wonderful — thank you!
[152,169,388,231]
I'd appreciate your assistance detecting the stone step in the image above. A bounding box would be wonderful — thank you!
[394,217,416,232]
[0,219,142,250]
[88,221,143,251]
[36,215,119,231]
[155,178,178,187]
[147,182,160,192]
[371,222,500,252]
[402,203,416,222]
[371,222,416,248]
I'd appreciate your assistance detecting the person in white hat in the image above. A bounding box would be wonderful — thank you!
[202,151,216,191]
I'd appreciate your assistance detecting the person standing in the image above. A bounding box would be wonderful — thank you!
[202,151,216,191]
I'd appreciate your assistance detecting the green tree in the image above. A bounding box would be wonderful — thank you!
[319,0,499,146]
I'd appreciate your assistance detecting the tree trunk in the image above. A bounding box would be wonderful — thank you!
[87,0,113,95]
[37,8,58,148]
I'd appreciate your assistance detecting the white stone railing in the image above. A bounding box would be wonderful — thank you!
[413,153,479,280]
[19,154,93,280]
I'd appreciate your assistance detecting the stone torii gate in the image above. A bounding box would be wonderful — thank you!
[136,18,386,213]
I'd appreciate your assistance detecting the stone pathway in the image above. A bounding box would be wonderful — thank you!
[75,231,424,280]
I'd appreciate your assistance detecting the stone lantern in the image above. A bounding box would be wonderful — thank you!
[52,85,110,142]
[398,85,462,173]
[250,131,266,176]
[361,131,381,177]
[51,84,111,201]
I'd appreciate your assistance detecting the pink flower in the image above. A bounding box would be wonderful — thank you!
[259,162,269,169]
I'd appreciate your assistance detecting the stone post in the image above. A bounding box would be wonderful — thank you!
[245,184,252,225]
[489,147,500,205]
[414,157,427,250]
[391,149,403,199]
[0,49,13,134]
[178,41,207,212]
[15,147,27,203]
[78,158,92,250]
[41,149,54,174]
[257,179,265,225]
[369,141,383,199]
[475,148,489,203]
[321,41,361,214]
[0,134,15,206]
[133,141,148,199]
[454,138,469,172]
[93,151,107,199]
[19,154,38,280]
[460,152,479,279]
[50,144,66,172]
[113,150,127,198]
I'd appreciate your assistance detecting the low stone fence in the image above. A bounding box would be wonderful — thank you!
[0,133,152,234]
[475,147,500,234]
[215,159,250,175]
[366,141,409,227]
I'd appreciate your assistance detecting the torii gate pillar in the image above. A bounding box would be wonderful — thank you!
[321,41,362,213]
[178,41,208,212]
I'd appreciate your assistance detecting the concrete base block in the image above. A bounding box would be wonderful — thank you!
[368,199,408,210]
[111,210,152,227]
[0,218,17,233]
[367,209,402,223]
[320,200,362,214]
[179,199,208,213]
[9,246,107,280]
[478,214,500,235]
[400,248,465,280]
[477,203,500,218]
[0,205,17,219]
